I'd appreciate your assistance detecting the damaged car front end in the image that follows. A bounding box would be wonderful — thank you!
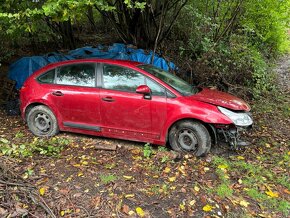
[214,107,253,148]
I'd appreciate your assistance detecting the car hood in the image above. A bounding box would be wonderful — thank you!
[189,88,251,111]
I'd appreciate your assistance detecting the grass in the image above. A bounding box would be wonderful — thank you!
[99,174,118,185]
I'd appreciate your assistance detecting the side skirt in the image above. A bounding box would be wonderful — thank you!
[63,122,101,132]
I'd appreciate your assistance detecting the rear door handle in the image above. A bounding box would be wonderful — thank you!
[102,97,115,102]
[52,91,64,96]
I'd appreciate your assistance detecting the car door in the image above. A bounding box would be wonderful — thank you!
[49,63,101,130]
[99,64,155,141]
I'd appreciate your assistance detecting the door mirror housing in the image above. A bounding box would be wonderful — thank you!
[136,85,151,100]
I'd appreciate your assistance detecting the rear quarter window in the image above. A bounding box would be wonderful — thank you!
[37,69,55,84]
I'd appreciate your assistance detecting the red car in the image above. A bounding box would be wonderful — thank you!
[20,59,253,156]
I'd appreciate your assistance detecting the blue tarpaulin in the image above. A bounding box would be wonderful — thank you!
[8,43,176,89]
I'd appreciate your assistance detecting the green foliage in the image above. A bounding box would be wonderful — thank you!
[216,183,233,198]
[0,136,69,157]
[175,0,290,97]
[143,143,153,158]
[99,173,117,184]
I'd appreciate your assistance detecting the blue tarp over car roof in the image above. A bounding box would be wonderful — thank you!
[8,43,176,89]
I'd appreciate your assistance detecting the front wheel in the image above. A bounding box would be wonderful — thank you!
[169,120,211,157]
[26,105,59,137]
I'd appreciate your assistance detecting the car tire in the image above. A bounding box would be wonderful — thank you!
[26,105,59,137]
[169,120,211,157]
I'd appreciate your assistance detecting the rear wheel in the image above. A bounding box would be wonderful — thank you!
[169,120,211,157]
[26,105,59,137]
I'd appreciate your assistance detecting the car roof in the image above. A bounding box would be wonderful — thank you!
[45,58,143,69]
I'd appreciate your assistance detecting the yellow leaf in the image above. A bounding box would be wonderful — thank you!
[218,164,228,169]
[136,207,145,217]
[78,172,83,177]
[265,190,279,198]
[238,179,243,184]
[39,187,46,196]
[237,156,245,160]
[123,175,133,180]
[60,210,65,216]
[179,203,185,211]
[125,194,135,198]
[239,200,250,207]
[82,161,89,165]
[203,204,213,212]
[163,167,171,173]
[168,177,176,182]
[194,186,200,192]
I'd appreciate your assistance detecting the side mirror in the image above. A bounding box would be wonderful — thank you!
[136,85,151,100]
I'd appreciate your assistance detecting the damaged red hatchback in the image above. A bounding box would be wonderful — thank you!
[20,59,253,156]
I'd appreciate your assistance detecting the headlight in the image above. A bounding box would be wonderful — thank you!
[218,106,253,127]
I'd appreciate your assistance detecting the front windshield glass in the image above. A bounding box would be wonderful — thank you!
[138,65,197,96]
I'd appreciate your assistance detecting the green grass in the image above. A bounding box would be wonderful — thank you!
[99,174,117,185]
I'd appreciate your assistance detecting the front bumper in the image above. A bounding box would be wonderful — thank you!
[215,124,252,148]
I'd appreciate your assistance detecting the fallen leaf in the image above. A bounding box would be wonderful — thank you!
[179,203,185,211]
[239,200,250,207]
[128,210,135,216]
[125,194,135,198]
[122,204,130,214]
[136,207,145,217]
[265,190,279,198]
[194,186,200,192]
[60,210,65,216]
[203,204,213,212]
[123,175,133,180]
[168,177,176,182]
[189,200,196,206]
[218,164,228,169]
[204,167,210,172]
[39,187,46,196]
[237,156,245,160]
[163,167,171,173]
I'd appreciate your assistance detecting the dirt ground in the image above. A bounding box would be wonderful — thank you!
[0,56,289,217]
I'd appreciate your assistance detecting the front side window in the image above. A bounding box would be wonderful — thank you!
[146,78,165,96]
[103,65,145,92]
[56,64,95,87]
[138,65,198,96]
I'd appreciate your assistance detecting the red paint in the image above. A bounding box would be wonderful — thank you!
[20,59,251,146]
[190,88,251,111]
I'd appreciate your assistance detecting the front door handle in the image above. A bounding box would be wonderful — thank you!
[102,97,115,102]
[52,91,64,96]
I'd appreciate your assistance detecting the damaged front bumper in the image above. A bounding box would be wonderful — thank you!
[214,124,253,149]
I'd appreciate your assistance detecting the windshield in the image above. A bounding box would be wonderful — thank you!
[138,65,198,96]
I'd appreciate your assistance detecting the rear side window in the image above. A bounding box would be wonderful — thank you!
[56,64,96,87]
[38,69,55,84]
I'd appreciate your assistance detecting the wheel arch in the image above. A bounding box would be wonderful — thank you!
[24,102,59,123]
[165,118,217,147]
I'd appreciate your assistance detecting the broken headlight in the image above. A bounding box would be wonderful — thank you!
[218,106,253,127]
